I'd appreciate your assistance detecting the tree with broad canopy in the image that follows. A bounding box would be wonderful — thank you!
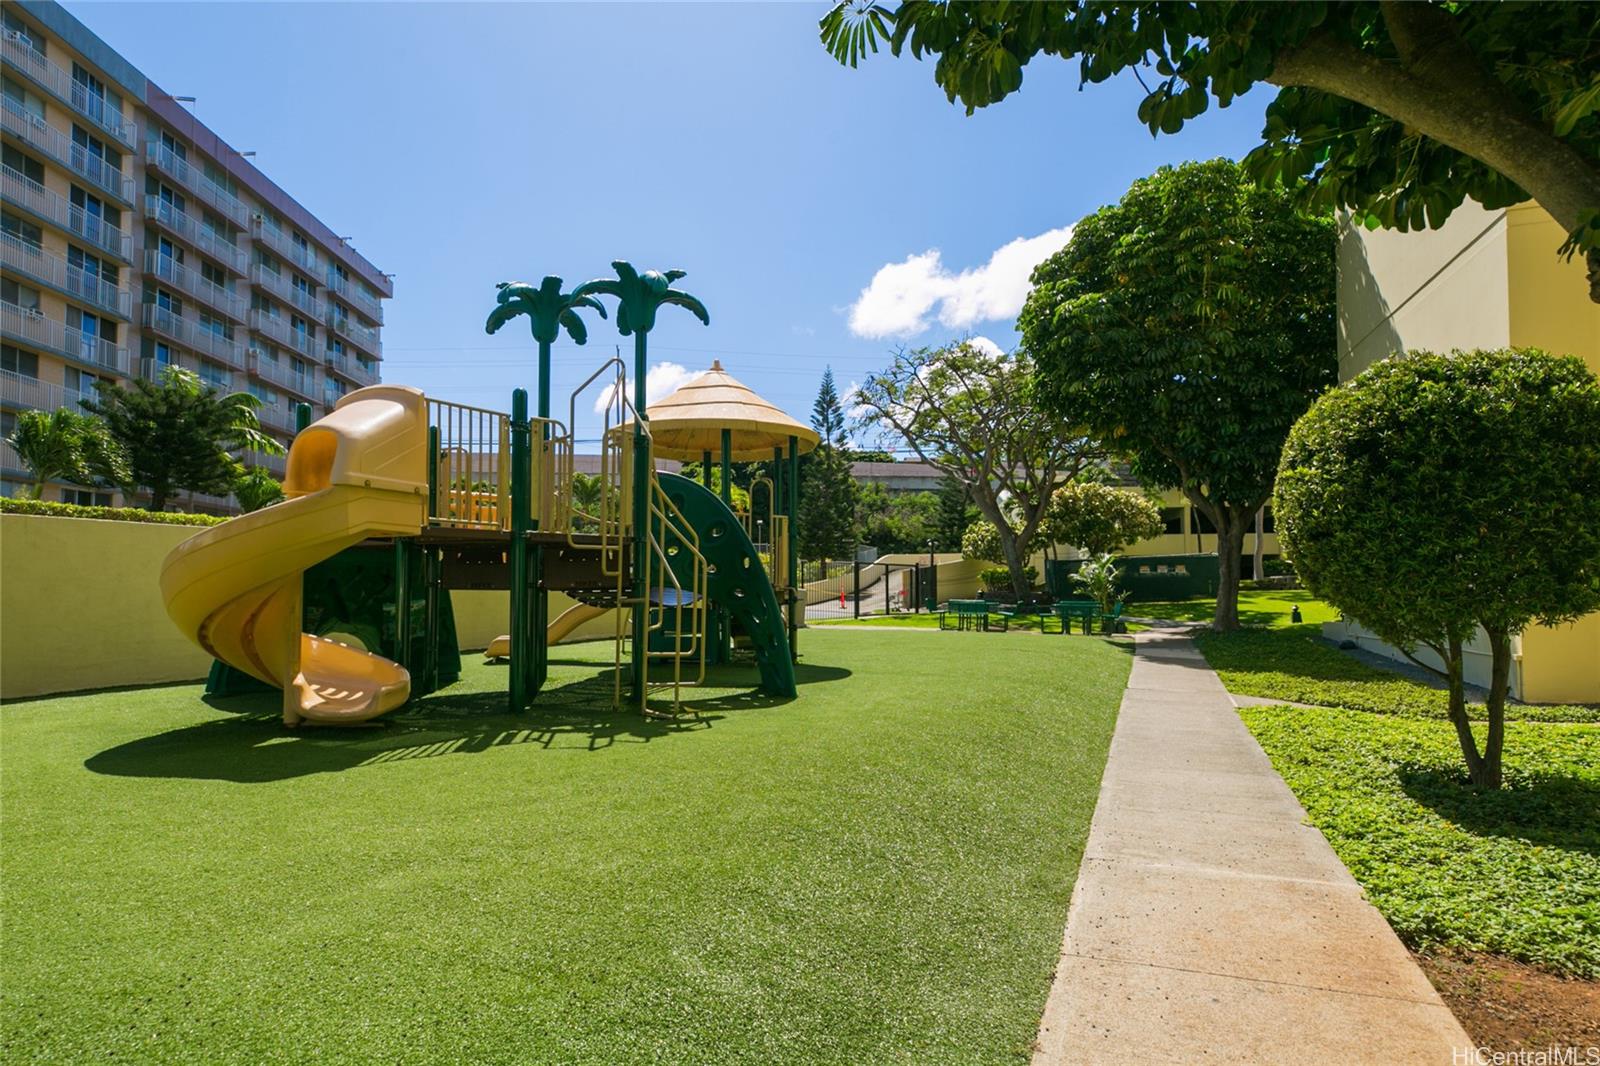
[820,1,1600,300]
[1020,159,1336,630]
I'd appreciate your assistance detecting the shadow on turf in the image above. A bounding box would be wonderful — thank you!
[84,660,851,784]
[1397,765,1600,856]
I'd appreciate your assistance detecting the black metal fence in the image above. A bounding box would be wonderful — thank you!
[802,559,936,620]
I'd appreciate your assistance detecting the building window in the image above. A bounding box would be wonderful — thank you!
[68,246,118,287]
[1,343,39,378]
[2,278,42,311]
[2,75,45,121]
[62,488,113,507]
[1191,508,1217,535]
[198,313,232,340]
[1159,507,1184,535]
[71,125,122,173]
[1,211,42,249]
[199,361,229,391]
[200,261,229,291]
[154,288,182,315]
[2,144,45,185]
[251,293,275,315]
[71,64,122,130]
[70,185,121,229]
[159,130,187,161]
[2,10,45,58]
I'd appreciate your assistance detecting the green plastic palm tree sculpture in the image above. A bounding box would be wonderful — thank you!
[572,261,710,695]
[484,275,608,420]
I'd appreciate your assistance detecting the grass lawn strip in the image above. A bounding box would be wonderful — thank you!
[0,629,1128,1064]
[1238,702,1599,978]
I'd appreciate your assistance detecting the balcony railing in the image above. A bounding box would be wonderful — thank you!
[324,309,382,358]
[0,368,95,413]
[248,310,316,357]
[3,164,131,261]
[2,232,130,318]
[326,273,383,324]
[141,304,247,368]
[247,348,318,400]
[251,217,320,277]
[249,264,319,316]
[246,449,288,478]
[144,250,247,321]
[0,34,138,148]
[142,196,247,273]
[253,399,299,433]
[0,97,134,204]
[0,300,129,374]
[1,438,24,476]
[143,140,247,225]
[324,352,380,387]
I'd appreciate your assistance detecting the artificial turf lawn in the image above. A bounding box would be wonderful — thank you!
[1239,703,1599,977]
[0,629,1130,1064]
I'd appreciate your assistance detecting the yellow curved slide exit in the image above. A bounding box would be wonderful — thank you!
[161,386,430,727]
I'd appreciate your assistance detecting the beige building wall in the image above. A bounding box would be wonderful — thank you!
[1333,201,1600,703]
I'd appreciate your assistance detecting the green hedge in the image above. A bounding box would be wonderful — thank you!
[0,497,227,527]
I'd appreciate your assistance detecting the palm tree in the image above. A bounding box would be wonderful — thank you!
[484,275,607,420]
[570,261,710,693]
[6,407,118,500]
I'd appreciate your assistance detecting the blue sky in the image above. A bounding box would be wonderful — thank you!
[69,1,1271,451]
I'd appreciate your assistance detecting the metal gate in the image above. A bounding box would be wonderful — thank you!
[802,559,934,621]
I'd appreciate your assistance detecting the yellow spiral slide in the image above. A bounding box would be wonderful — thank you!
[160,386,429,726]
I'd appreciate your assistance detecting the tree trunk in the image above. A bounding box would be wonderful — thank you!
[1211,509,1248,631]
[1477,627,1511,790]
[1270,8,1600,300]
[30,477,47,501]
[1441,634,1492,786]
[148,487,168,512]
[1253,506,1265,581]
[998,528,1031,601]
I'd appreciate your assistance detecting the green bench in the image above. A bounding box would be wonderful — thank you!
[939,598,1006,632]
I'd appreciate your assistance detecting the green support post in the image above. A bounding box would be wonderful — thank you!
[788,434,799,659]
[427,426,439,518]
[294,402,312,434]
[509,389,532,712]
[631,332,651,694]
[393,539,411,671]
[702,450,712,490]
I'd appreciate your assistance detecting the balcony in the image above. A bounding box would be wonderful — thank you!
[246,449,288,478]
[2,232,130,319]
[2,164,130,261]
[247,348,318,400]
[1,300,129,375]
[143,140,247,225]
[0,96,135,204]
[142,195,246,273]
[324,351,379,387]
[0,34,138,148]
[324,309,381,358]
[249,264,319,317]
[251,218,320,278]
[326,273,383,325]
[145,250,247,322]
[253,399,300,434]
[0,368,95,413]
[248,310,316,358]
[141,304,247,368]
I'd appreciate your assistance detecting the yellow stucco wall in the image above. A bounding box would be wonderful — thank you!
[1,514,212,699]
[0,515,621,700]
[1519,617,1600,705]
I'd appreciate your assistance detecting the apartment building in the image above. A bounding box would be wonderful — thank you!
[1,0,390,508]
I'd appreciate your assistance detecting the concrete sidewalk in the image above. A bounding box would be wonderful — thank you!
[1033,629,1470,1064]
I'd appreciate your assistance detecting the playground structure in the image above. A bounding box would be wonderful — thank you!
[159,264,816,726]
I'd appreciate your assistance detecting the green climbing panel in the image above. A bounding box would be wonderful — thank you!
[654,472,797,698]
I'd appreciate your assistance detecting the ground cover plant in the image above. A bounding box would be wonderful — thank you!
[1240,702,1599,977]
[0,629,1129,1064]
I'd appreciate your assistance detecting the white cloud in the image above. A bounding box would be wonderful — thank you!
[594,360,696,415]
[847,226,1074,339]
[964,335,1005,359]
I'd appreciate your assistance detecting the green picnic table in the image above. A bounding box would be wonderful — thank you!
[1051,600,1101,635]
[939,599,1006,632]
